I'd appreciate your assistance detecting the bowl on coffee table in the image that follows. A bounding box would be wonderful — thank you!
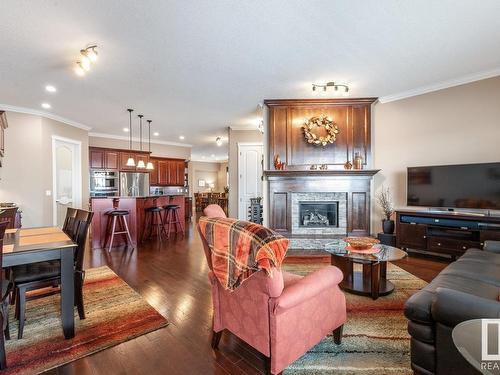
[343,237,380,253]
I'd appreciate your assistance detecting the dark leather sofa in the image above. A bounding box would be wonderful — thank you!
[404,241,500,375]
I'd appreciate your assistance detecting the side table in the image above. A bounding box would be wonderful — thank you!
[377,232,396,247]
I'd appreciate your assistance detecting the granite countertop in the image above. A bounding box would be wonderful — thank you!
[0,203,19,209]
[90,194,188,199]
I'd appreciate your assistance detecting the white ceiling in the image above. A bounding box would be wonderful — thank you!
[2,0,500,161]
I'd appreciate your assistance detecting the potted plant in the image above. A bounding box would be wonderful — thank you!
[376,186,395,234]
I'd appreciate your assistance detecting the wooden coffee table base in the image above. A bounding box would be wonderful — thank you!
[340,272,395,300]
[332,256,394,300]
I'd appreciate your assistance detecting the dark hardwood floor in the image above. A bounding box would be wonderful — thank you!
[45,219,448,375]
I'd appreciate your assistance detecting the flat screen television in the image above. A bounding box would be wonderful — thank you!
[407,162,500,210]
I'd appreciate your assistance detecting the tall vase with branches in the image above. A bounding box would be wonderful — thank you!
[377,186,395,234]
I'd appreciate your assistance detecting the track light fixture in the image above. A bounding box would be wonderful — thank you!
[312,81,349,96]
[216,137,223,147]
[75,45,98,77]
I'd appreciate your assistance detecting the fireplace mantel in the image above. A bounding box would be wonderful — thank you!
[266,169,379,237]
[264,169,380,179]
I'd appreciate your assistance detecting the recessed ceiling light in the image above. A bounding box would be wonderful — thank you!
[211,154,215,158]
[201,156,206,159]
[41,103,51,109]
[123,127,129,132]
[179,135,185,140]
[153,132,159,136]
[45,85,57,93]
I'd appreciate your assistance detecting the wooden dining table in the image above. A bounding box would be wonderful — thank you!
[2,226,77,339]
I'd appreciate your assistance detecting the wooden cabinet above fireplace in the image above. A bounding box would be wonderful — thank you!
[265,98,377,171]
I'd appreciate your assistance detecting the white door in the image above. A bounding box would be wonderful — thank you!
[52,136,82,227]
[238,143,263,220]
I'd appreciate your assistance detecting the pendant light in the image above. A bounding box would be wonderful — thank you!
[126,109,136,167]
[146,120,154,170]
[136,114,146,169]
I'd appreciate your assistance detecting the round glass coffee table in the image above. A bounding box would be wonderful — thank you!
[452,319,500,374]
[325,240,407,300]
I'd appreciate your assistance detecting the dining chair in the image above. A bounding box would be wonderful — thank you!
[62,207,78,235]
[0,220,12,370]
[10,209,93,338]
[0,208,17,230]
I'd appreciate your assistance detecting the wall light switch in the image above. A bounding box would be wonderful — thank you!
[45,190,52,196]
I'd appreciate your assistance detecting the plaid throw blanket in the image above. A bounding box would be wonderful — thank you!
[199,217,289,291]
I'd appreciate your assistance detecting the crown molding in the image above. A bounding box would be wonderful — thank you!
[190,157,228,163]
[88,132,192,148]
[0,104,92,131]
[379,67,500,103]
[263,98,378,106]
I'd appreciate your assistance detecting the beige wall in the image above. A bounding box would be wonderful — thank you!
[189,161,226,195]
[217,162,228,192]
[372,75,500,233]
[89,136,191,159]
[0,112,89,227]
[228,129,264,217]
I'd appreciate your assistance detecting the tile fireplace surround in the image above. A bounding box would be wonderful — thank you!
[292,192,347,235]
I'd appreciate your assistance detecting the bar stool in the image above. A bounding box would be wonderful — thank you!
[103,210,134,252]
[143,206,167,242]
[163,204,184,238]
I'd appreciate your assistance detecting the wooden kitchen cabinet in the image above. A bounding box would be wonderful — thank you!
[149,157,187,186]
[105,150,119,169]
[119,151,150,171]
[158,160,168,185]
[90,148,119,170]
[119,152,135,170]
[89,147,151,171]
[176,161,185,185]
[136,153,149,169]
[166,161,173,185]
[90,148,105,169]
[88,147,187,187]
[149,159,158,185]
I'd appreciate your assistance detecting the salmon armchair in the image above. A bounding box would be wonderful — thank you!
[198,205,347,374]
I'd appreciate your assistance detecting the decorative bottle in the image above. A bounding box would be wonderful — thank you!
[353,152,363,170]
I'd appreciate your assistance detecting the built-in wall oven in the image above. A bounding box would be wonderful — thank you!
[90,170,119,197]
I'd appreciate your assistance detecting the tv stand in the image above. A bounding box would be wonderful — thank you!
[424,209,487,217]
[396,210,500,259]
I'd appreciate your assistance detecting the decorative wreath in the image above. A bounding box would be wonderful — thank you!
[302,115,339,146]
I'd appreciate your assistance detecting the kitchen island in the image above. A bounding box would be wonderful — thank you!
[89,195,185,249]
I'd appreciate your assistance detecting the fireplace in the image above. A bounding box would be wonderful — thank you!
[299,201,338,227]
[291,192,347,236]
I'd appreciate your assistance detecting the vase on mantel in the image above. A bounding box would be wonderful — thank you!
[382,219,395,235]
[353,152,363,170]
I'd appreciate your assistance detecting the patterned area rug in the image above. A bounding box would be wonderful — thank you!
[4,266,168,374]
[282,261,427,374]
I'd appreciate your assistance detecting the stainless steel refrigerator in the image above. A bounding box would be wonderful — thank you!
[119,172,150,197]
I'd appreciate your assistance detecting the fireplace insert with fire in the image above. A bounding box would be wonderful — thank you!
[299,201,339,227]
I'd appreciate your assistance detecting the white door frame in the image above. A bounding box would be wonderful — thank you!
[52,135,82,226]
[237,142,264,220]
